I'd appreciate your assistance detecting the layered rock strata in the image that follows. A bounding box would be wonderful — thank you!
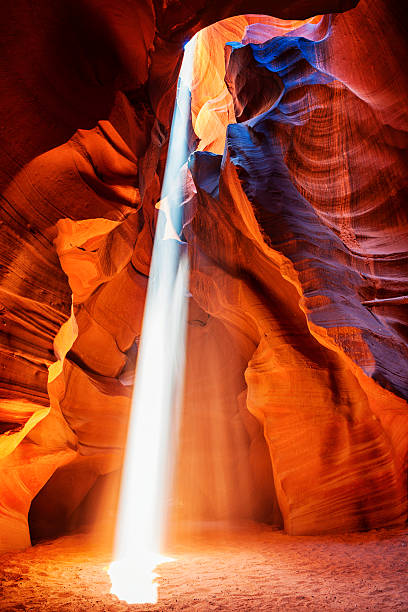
[1,0,407,550]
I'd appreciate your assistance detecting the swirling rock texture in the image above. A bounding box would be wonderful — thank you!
[0,0,407,552]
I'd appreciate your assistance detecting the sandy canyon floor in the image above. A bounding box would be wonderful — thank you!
[0,522,407,611]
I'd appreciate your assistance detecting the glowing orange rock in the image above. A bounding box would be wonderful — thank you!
[1,0,406,551]
[186,0,408,533]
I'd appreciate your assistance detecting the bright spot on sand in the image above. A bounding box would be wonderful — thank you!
[108,554,174,604]
[108,36,196,605]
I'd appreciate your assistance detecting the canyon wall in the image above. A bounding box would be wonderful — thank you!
[1,0,407,551]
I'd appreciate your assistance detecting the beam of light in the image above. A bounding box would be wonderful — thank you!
[108,36,196,605]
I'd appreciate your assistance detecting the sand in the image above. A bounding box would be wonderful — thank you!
[0,522,407,611]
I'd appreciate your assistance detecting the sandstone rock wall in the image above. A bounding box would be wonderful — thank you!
[1,0,406,551]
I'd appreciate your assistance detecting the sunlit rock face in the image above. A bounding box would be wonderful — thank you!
[1,0,407,551]
[186,3,408,533]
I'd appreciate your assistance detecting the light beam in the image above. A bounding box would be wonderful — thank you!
[108,36,196,604]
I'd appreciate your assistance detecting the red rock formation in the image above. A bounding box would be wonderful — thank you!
[1,0,407,551]
[186,3,408,533]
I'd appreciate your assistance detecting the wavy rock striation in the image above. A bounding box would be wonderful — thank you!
[186,2,408,533]
[1,0,407,550]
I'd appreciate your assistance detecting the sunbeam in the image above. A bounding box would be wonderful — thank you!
[108,36,196,605]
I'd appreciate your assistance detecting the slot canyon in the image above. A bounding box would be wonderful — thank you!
[0,0,407,610]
